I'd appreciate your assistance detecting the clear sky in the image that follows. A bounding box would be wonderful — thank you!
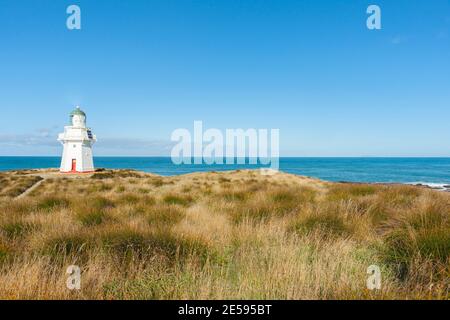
[0,0,449,156]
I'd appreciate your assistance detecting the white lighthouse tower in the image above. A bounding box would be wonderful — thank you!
[58,106,97,173]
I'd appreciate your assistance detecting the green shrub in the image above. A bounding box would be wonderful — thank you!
[137,188,150,194]
[1,221,36,238]
[222,190,248,202]
[100,230,210,266]
[382,203,450,280]
[98,184,113,192]
[378,185,421,208]
[230,202,273,224]
[145,205,185,227]
[163,194,194,207]
[291,214,353,239]
[37,196,69,211]
[116,186,126,193]
[0,242,10,262]
[91,172,115,179]
[150,178,164,187]
[77,210,109,227]
[327,184,378,201]
[270,187,315,214]
[43,234,91,257]
[117,194,140,205]
[90,197,115,210]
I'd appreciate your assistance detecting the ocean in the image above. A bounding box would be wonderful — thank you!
[1,157,450,188]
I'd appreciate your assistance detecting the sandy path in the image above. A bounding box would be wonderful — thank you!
[15,176,46,200]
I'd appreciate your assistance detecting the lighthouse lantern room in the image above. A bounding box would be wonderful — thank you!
[58,106,97,173]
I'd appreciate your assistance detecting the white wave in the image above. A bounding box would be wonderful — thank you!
[406,182,450,190]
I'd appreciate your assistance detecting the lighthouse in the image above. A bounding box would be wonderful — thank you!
[58,106,97,173]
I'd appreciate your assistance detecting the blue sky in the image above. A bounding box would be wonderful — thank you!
[0,0,449,156]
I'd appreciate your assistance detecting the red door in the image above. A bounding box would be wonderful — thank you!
[71,159,76,172]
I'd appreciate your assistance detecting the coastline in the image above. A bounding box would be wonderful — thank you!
[1,157,450,186]
[3,167,450,193]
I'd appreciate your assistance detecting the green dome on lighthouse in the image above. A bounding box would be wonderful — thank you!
[70,106,86,117]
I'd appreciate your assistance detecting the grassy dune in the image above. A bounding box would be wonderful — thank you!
[0,169,448,299]
[0,172,43,198]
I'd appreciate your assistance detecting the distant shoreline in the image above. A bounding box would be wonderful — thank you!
[3,167,450,193]
[1,157,450,187]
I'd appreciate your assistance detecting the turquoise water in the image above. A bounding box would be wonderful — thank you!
[1,157,450,185]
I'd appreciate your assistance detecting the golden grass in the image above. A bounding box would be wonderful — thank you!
[0,174,43,198]
[0,169,448,299]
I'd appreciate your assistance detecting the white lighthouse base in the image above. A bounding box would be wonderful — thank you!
[60,141,95,173]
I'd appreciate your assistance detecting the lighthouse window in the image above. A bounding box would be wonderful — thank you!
[87,130,93,139]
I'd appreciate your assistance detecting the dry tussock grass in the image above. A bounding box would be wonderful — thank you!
[0,169,448,299]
